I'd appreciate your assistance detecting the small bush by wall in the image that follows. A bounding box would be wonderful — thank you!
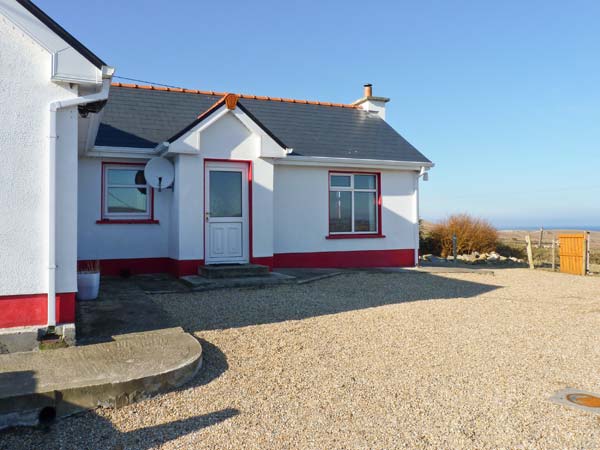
[429,214,498,257]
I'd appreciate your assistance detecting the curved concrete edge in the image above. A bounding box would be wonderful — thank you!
[0,330,202,430]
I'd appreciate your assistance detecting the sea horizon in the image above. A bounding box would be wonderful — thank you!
[497,225,600,232]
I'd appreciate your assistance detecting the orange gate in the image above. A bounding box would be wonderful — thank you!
[559,233,588,275]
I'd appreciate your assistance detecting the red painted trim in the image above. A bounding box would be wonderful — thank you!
[100,161,155,222]
[0,292,75,328]
[78,258,203,277]
[273,249,414,268]
[203,159,254,264]
[328,170,382,235]
[76,249,413,277]
[377,172,383,235]
[249,162,254,263]
[168,259,204,277]
[326,234,386,239]
[250,256,274,270]
[95,219,160,224]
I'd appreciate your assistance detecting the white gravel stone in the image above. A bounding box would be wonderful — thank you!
[1,269,599,449]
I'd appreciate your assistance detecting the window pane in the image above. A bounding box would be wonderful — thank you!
[330,175,351,187]
[107,187,148,213]
[354,174,376,190]
[354,191,377,232]
[210,171,242,217]
[108,169,146,186]
[329,191,352,232]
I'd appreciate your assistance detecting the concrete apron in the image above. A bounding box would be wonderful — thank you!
[0,327,202,430]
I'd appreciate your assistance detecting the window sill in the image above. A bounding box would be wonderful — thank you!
[96,219,160,225]
[326,233,385,240]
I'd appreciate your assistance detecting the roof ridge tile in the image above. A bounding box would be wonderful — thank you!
[110,82,359,109]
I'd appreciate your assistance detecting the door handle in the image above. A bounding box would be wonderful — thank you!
[205,211,210,222]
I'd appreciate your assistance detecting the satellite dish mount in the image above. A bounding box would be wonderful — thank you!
[144,157,175,192]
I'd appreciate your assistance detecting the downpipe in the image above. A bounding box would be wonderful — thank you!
[47,79,110,329]
[415,167,430,267]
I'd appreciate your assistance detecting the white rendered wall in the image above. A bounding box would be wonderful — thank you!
[170,111,275,261]
[273,165,417,254]
[77,158,171,260]
[170,154,203,261]
[0,19,79,295]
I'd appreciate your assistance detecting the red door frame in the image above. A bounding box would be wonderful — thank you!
[203,158,253,264]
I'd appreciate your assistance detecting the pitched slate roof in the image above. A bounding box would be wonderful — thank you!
[96,84,431,163]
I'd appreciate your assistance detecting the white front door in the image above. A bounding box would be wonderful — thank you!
[204,162,249,264]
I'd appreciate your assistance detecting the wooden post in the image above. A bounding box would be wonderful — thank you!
[583,232,589,276]
[525,234,534,269]
[538,227,544,248]
[452,234,457,264]
[587,233,591,275]
[551,239,556,271]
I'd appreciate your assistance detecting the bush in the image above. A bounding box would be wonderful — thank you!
[429,214,498,257]
[419,220,441,255]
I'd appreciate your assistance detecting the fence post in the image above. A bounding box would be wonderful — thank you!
[525,234,534,269]
[587,232,591,275]
[452,234,457,264]
[584,232,589,276]
[551,239,556,271]
[538,227,544,248]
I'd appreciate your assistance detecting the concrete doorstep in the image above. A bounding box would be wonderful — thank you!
[180,272,296,291]
[0,327,202,430]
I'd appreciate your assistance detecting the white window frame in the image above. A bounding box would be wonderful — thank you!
[329,172,379,235]
[102,164,151,220]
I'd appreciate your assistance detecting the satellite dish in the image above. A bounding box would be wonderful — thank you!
[144,157,174,191]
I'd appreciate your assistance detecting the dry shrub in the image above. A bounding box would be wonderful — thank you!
[430,214,498,257]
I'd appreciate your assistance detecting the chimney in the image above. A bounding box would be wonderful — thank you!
[352,83,390,120]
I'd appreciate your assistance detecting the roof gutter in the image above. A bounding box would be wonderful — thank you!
[274,155,434,170]
[47,76,111,330]
[155,141,170,156]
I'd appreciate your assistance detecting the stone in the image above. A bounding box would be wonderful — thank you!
[0,328,202,430]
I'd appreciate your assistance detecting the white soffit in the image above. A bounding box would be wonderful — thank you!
[0,0,102,84]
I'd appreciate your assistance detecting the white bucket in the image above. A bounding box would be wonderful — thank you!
[77,272,100,301]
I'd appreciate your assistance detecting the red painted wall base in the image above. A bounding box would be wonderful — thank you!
[78,258,203,277]
[0,292,75,329]
[79,249,414,279]
[250,256,274,270]
[273,249,415,268]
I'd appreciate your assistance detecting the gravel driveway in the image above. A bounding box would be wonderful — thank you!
[2,269,600,449]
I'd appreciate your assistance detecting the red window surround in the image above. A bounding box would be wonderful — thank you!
[327,170,384,239]
[97,161,158,224]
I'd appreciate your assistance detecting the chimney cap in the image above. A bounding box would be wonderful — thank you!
[352,82,390,107]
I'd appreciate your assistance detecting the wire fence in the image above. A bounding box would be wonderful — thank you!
[497,231,598,273]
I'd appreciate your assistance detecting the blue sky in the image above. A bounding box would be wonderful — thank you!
[38,0,600,228]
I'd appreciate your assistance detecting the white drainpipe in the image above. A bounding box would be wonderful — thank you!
[415,166,430,267]
[47,78,110,328]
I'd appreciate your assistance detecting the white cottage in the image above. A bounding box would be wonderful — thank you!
[0,0,432,347]
[77,83,432,275]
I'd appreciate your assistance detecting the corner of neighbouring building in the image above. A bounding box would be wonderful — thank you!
[0,1,108,350]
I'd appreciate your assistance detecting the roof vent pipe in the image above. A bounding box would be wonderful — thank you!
[364,83,373,98]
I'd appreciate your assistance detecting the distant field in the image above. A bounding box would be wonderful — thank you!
[498,229,600,250]
[498,229,600,272]
[421,220,599,271]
